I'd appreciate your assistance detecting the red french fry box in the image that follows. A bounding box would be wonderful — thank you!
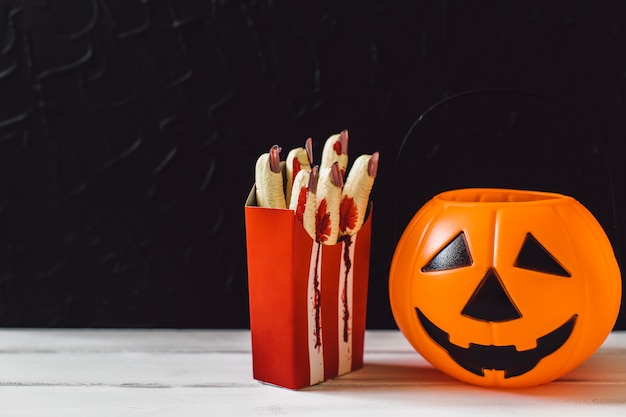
[245,186,372,389]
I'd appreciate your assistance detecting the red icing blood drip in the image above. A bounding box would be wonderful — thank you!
[291,158,301,183]
[341,236,353,343]
[333,141,342,156]
[339,196,358,233]
[295,186,307,223]
[313,243,322,349]
[316,199,331,243]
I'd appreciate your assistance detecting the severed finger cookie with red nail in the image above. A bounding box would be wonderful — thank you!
[316,162,344,245]
[340,152,379,236]
[285,137,313,204]
[255,145,286,208]
[320,130,349,177]
[288,165,318,241]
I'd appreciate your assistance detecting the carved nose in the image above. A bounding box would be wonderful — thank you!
[462,268,522,322]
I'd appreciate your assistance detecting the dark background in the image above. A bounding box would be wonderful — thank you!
[0,0,624,329]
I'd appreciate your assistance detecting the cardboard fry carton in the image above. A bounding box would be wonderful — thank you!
[245,186,372,389]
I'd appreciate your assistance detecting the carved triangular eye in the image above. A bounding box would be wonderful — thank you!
[514,233,571,277]
[422,232,473,272]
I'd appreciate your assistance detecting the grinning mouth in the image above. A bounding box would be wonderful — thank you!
[415,308,577,378]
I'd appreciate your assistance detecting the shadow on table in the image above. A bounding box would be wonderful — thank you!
[306,351,626,406]
[310,361,457,389]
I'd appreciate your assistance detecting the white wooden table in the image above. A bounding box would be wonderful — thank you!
[0,329,625,416]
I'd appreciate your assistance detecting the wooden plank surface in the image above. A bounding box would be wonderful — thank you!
[0,330,625,416]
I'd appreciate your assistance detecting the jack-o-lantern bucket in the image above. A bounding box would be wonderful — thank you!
[389,188,621,388]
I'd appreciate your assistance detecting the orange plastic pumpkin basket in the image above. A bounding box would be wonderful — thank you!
[388,90,622,388]
[389,188,621,387]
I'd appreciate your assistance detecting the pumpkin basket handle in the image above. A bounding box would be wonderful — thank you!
[391,88,621,268]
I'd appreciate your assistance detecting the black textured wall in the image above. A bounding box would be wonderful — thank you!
[0,1,624,328]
